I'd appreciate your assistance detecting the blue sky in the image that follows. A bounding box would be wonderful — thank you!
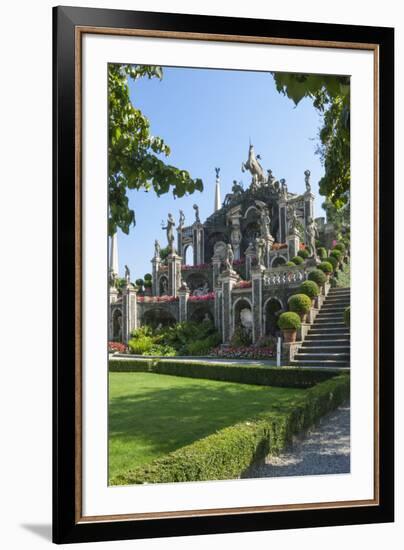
[115,66,325,280]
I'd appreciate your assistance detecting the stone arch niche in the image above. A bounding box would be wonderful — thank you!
[184,272,210,295]
[159,275,169,296]
[206,231,228,261]
[232,297,253,338]
[112,308,123,341]
[189,305,214,323]
[183,243,194,266]
[264,297,283,336]
[272,256,287,268]
[143,307,176,329]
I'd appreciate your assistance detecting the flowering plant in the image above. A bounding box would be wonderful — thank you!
[181,263,210,270]
[137,295,179,303]
[272,243,288,250]
[188,291,215,301]
[209,346,275,359]
[108,341,127,354]
[234,280,252,289]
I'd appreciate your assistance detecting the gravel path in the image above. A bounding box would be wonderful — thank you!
[243,403,350,478]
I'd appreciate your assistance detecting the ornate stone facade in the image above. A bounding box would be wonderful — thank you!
[109,143,330,344]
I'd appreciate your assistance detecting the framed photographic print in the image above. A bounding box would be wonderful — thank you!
[53,5,394,544]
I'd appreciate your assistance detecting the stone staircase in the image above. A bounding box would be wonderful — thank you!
[290,287,350,369]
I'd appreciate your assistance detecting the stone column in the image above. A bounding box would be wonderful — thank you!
[263,235,275,268]
[177,228,183,258]
[251,265,265,343]
[245,243,255,280]
[278,200,288,243]
[218,269,239,344]
[151,256,160,296]
[178,287,190,322]
[286,229,300,259]
[167,253,182,297]
[212,255,222,288]
[304,191,315,246]
[192,223,204,265]
[122,283,138,343]
[109,286,118,304]
[214,285,223,336]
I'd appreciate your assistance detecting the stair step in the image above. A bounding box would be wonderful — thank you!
[295,353,350,360]
[289,360,350,368]
[301,345,350,352]
[313,322,346,327]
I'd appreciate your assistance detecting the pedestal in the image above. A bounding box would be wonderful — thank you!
[218,269,239,344]
[192,223,204,265]
[167,253,182,297]
[109,286,118,304]
[178,289,190,322]
[286,230,300,259]
[151,257,160,296]
[251,265,265,343]
[122,284,138,344]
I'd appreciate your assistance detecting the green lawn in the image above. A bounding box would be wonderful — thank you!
[109,372,305,481]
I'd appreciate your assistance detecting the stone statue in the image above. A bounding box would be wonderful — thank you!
[160,277,168,295]
[306,217,319,259]
[267,169,275,187]
[124,264,130,284]
[232,180,244,195]
[178,210,185,230]
[109,268,117,288]
[287,205,300,234]
[162,213,176,253]
[215,167,220,179]
[259,206,272,239]
[193,204,200,224]
[304,169,311,193]
[193,281,209,297]
[255,237,265,267]
[241,142,265,186]
[280,178,288,199]
[154,239,161,258]
[224,243,234,271]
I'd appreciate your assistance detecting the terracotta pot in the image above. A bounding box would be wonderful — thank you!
[283,329,297,343]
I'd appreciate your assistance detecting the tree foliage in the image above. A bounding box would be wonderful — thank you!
[108,64,203,235]
[272,72,350,209]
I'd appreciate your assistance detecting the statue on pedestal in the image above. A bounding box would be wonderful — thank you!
[224,243,234,272]
[154,239,161,259]
[124,264,130,284]
[178,210,185,230]
[241,142,265,187]
[259,206,272,239]
[304,169,311,193]
[306,216,319,259]
[280,178,288,199]
[162,213,176,253]
[193,204,200,224]
[287,205,300,235]
[255,237,265,267]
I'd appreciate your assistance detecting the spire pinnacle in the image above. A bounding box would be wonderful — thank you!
[214,168,221,212]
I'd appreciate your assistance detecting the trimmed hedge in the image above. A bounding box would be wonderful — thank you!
[318,261,333,274]
[109,358,341,388]
[297,249,310,259]
[285,261,296,267]
[317,246,327,259]
[330,249,342,261]
[327,255,339,271]
[333,243,346,253]
[291,255,304,265]
[308,268,327,286]
[299,280,320,299]
[277,311,301,330]
[110,373,350,485]
[288,293,312,314]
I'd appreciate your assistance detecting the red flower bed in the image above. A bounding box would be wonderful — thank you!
[188,292,215,301]
[299,242,307,250]
[209,347,275,359]
[233,258,245,266]
[108,341,127,354]
[234,280,252,289]
[272,243,288,250]
[181,263,210,270]
[137,295,179,303]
